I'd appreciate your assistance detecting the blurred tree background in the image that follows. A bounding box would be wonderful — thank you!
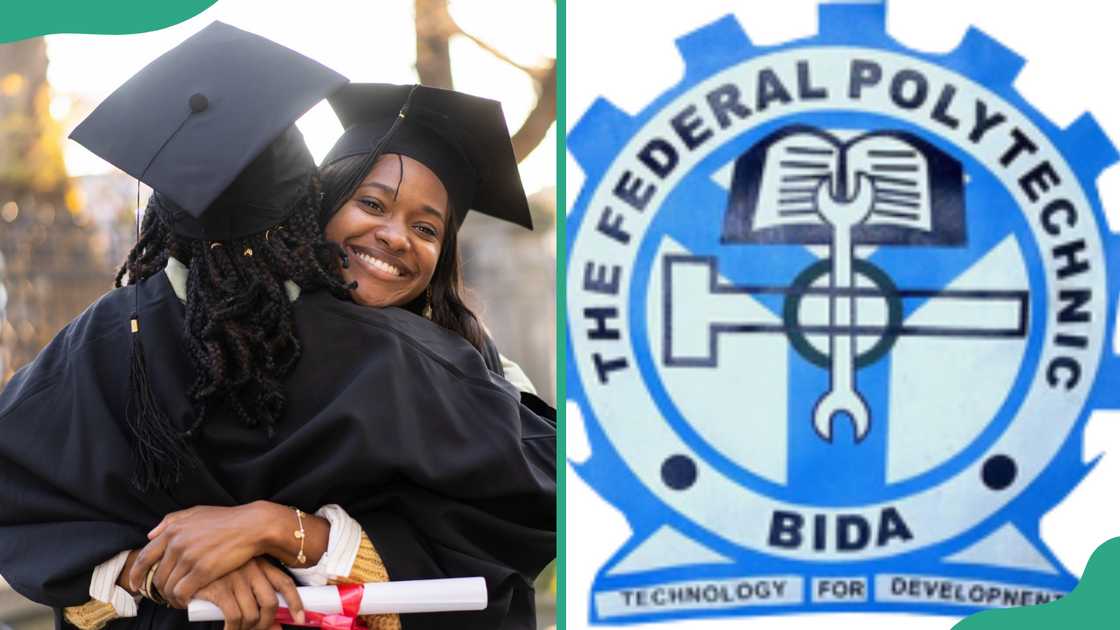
[0,0,556,627]
[0,38,124,384]
[415,0,558,408]
[414,2,558,626]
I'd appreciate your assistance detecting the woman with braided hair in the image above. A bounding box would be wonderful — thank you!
[117,177,350,447]
[0,25,554,630]
[0,21,352,630]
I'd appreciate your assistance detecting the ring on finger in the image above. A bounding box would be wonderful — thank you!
[141,562,168,606]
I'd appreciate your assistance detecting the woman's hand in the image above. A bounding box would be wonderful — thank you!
[128,501,328,607]
[129,503,267,607]
[192,557,305,630]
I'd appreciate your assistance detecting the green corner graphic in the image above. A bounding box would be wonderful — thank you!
[0,0,219,43]
[955,537,1120,629]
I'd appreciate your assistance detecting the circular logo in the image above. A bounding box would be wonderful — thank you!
[569,45,1109,562]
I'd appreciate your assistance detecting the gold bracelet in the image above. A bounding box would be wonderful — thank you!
[293,507,307,565]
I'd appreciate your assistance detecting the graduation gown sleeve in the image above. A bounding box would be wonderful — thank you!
[334,363,555,630]
[0,281,180,608]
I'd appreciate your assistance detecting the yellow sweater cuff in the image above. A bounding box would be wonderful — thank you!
[332,531,400,630]
[63,599,119,630]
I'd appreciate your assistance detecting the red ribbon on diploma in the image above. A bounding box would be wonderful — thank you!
[274,583,368,630]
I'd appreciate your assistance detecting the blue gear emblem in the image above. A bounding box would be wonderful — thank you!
[566,0,1120,623]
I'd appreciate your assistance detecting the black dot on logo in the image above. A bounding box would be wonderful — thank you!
[981,455,1017,490]
[661,455,697,490]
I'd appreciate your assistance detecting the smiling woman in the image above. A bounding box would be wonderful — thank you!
[326,155,448,309]
[317,82,536,357]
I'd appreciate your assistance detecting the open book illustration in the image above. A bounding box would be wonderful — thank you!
[722,125,966,247]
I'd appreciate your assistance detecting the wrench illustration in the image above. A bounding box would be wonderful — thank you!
[812,173,874,442]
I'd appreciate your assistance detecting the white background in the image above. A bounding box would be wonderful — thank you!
[565,1,1120,628]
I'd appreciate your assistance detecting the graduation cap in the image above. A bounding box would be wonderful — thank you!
[66,21,348,492]
[321,83,533,230]
[70,20,348,240]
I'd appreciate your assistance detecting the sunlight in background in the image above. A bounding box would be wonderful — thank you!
[46,0,556,194]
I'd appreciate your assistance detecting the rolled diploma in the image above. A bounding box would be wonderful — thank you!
[187,577,487,621]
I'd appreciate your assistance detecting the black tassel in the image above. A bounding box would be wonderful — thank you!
[126,312,197,491]
[321,85,419,223]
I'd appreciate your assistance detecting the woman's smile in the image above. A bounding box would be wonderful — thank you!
[347,243,410,279]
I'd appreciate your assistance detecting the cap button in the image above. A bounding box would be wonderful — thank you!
[189,93,209,113]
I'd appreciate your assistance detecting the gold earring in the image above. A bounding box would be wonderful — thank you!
[423,287,433,319]
[243,247,253,257]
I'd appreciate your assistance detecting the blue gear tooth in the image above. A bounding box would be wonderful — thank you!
[1062,113,1120,180]
[1092,355,1120,409]
[818,1,887,43]
[674,15,753,77]
[944,27,1025,86]
[568,97,635,175]
[1101,362,1120,415]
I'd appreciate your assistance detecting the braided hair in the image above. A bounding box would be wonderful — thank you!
[319,154,487,353]
[117,174,353,452]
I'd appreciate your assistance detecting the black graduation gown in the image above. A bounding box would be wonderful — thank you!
[0,273,556,630]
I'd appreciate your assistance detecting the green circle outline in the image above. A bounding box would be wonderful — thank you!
[781,258,903,369]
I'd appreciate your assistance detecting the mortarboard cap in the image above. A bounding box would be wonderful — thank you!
[322,83,532,230]
[66,22,347,491]
[70,21,348,240]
